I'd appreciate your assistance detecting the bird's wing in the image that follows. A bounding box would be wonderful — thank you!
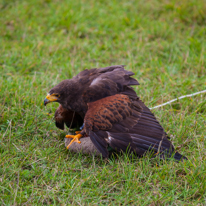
[84,94,184,160]
[55,105,83,130]
[75,65,139,102]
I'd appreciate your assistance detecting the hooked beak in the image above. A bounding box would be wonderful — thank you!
[44,94,58,106]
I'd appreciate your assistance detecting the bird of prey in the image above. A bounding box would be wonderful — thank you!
[44,65,187,161]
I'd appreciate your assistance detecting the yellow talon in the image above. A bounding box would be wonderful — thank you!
[75,131,81,134]
[65,133,82,149]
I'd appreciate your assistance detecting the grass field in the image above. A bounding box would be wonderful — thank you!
[0,0,206,205]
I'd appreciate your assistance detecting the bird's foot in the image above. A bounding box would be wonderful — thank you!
[65,133,83,149]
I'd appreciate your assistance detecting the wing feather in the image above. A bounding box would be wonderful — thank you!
[80,65,139,103]
[83,94,186,160]
[89,131,108,158]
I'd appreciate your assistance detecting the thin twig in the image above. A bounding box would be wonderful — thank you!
[157,133,165,154]
[150,89,206,109]
[69,111,75,131]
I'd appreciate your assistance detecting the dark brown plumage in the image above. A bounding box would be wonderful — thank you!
[44,65,187,161]
[54,105,83,130]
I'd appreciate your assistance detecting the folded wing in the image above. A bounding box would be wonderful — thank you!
[84,94,187,160]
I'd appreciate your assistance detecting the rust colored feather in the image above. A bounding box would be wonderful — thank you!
[84,94,133,133]
[84,94,187,160]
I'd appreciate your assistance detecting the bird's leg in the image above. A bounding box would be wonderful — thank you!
[65,133,82,149]
[65,129,85,149]
[79,123,84,130]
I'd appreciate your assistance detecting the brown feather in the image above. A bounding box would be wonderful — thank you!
[55,105,83,130]
[84,94,187,160]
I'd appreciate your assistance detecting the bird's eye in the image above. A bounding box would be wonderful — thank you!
[53,94,60,98]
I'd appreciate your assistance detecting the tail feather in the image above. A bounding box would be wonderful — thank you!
[174,151,187,161]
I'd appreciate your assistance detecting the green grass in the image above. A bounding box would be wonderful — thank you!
[0,0,206,205]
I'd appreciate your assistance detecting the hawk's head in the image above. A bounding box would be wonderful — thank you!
[44,79,73,106]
